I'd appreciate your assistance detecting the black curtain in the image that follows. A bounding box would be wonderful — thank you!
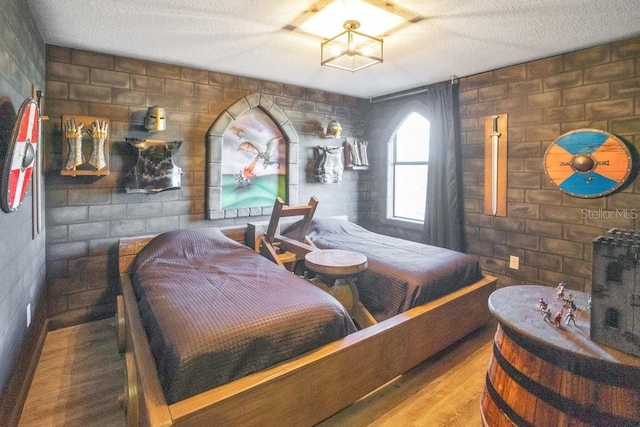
[423,81,464,251]
[369,81,464,251]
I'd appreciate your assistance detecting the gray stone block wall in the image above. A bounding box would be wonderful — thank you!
[364,36,640,294]
[43,46,370,328]
[0,0,46,399]
[459,36,640,291]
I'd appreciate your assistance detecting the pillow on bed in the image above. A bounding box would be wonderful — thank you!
[283,217,361,239]
[133,227,247,271]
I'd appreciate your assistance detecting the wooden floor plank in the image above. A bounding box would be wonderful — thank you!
[18,319,125,427]
[318,320,495,426]
[18,318,495,426]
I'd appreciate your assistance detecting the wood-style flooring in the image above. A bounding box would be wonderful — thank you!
[18,318,496,426]
[18,319,125,427]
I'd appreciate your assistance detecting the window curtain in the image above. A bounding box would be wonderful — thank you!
[368,81,464,251]
[423,81,464,251]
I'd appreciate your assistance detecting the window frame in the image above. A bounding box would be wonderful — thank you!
[383,110,430,229]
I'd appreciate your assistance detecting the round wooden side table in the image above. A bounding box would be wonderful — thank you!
[304,249,376,328]
[481,285,640,427]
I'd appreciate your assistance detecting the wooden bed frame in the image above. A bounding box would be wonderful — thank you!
[117,225,497,426]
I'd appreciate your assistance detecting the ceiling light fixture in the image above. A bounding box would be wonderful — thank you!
[321,20,383,72]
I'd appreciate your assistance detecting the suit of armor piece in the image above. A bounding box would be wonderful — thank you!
[145,106,166,131]
[87,120,108,170]
[64,118,84,170]
[126,138,182,193]
[325,120,342,138]
[347,139,369,166]
[314,145,344,183]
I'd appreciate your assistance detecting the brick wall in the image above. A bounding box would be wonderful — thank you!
[43,37,640,326]
[43,46,370,328]
[461,37,640,292]
[0,0,46,398]
[365,36,640,294]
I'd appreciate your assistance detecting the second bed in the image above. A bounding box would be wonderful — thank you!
[283,217,484,322]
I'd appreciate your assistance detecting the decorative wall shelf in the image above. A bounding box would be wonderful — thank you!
[60,168,110,177]
[60,114,110,177]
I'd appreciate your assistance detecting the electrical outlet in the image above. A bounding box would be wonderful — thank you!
[509,256,520,270]
[27,303,31,327]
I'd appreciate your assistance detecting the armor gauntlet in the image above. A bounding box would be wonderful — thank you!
[86,120,108,170]
[64,118,84,170]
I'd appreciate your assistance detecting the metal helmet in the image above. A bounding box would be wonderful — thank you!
[325,120,342,138]
[144,106,166,131]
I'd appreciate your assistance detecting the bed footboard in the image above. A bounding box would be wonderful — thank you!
[169,276,496,426]
[118,230,496,426]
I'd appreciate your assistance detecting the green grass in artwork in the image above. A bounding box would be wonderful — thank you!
[221,174,286,209]
[278,174,286,198]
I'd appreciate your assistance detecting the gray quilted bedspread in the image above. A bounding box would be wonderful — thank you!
[284,218,483,322]
[132,228,356,404]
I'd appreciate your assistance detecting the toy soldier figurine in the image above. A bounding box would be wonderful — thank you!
[543,306,553,324]
[565,308,576,326]
[539,297,548,313]
[564,296,577,311]
[553,308,563,328]
[556,281,566,300]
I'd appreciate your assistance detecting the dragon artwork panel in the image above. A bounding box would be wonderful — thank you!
[221,108,287,209]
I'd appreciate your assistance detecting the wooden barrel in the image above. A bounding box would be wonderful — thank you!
[481,285,640,427]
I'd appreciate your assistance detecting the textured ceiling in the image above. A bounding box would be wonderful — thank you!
[27,0,640,98]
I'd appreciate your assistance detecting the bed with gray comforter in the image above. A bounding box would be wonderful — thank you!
[284,217,483,322]
[132,227,356,404]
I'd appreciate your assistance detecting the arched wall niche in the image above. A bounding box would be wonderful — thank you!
[205,93,299,220]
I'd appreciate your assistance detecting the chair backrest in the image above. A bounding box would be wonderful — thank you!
[264,196,318,244]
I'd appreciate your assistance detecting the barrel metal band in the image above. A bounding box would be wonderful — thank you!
[500,324,640,388]
[492,342,638,427]
[484,373,532,427]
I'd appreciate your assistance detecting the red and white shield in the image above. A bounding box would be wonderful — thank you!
[1,98,39,213]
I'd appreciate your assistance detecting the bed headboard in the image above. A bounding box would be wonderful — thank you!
[117,225,247,275]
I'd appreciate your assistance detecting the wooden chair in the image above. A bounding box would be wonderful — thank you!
[259,196,318,271]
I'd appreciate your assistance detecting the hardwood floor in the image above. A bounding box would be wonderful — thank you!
[18,319,125,427]
[18,318,495,426]
[319,321,495,426]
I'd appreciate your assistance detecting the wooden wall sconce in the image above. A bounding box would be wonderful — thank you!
[484,114,507,216]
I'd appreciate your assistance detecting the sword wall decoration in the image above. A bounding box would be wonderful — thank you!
[491,115,500,216]
[484,113,508,216]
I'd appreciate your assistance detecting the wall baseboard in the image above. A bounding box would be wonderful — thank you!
[0,304,48,427]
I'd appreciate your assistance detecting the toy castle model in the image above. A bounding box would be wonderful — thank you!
[591,229,640,357]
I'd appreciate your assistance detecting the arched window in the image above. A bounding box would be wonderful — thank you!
[392,112,430,222]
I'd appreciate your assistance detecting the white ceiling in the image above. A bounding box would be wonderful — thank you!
[27,0,640,99]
